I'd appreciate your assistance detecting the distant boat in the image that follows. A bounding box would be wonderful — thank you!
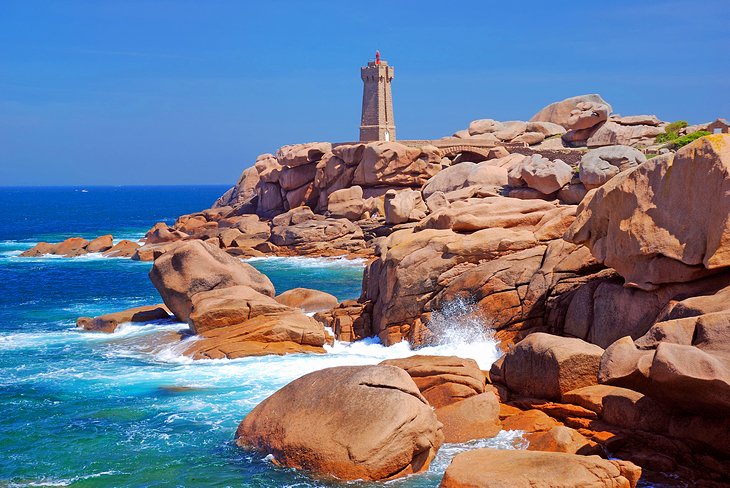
[81,189,89,193]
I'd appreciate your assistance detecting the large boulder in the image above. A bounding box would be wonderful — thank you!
[380,355,485,408]
[102,239,140,258]
[254,153,282,183]
[276,142,331,167]
[508,154,572,195]
[502,333,604,400]
[440,449,640,488]
[274,287,339,314]
[579,145,646,190]
[422,161,509,200]
[327,185,366,220]
[53,237,89,256]
[86,235,113,253]
[149,240,275,322]
[525,425,595,454]
[599,336,730,413]
[530,94,612,130]
[566,135,730,290]
[422,163,477,198]
[256,182,285,218]
[383,189,427,224]
[145,223,188,245]
[236,365,444,480]
[278,162,317,190]
[468,118,504,136]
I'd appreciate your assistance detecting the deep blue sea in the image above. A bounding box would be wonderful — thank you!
[0,187,676,487]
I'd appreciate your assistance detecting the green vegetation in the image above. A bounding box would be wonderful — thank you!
[672,130,710,149]
[655,120,688,144]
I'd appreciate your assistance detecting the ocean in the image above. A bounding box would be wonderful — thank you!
[0,186,515,488]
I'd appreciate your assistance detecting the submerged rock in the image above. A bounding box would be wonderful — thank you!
[236,365,444,480]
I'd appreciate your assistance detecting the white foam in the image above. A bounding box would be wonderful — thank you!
[244,255,367,268]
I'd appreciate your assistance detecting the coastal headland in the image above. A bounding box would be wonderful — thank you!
[22,94,730,487]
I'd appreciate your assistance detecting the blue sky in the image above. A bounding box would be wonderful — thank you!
[1,1,729,186]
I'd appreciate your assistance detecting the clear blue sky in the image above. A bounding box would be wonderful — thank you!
[2,1,729,186]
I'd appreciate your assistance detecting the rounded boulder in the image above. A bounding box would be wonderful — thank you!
[236,365,444,481]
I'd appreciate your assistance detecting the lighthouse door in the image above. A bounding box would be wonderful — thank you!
[384,130,390,142]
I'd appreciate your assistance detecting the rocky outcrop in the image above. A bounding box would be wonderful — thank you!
[236,365,443,481]
[76,304,171,333]
[213,166,259,209]
[86,235,113,253]
[566,135,730,290]
[268,207,367,256]
[364,196,601,346]
[149,240,275,322]
[21,235,120,257]
[440,449,640,488]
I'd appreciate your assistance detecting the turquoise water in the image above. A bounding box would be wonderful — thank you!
[0,187,516,488]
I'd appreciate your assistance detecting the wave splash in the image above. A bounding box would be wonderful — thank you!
[418,297,503,370]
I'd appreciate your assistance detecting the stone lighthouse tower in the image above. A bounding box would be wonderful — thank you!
[360,51,396,142]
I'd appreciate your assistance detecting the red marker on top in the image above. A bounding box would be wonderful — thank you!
[375,50,380,65]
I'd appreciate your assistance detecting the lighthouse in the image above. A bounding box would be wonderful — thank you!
[359,51,396,142]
